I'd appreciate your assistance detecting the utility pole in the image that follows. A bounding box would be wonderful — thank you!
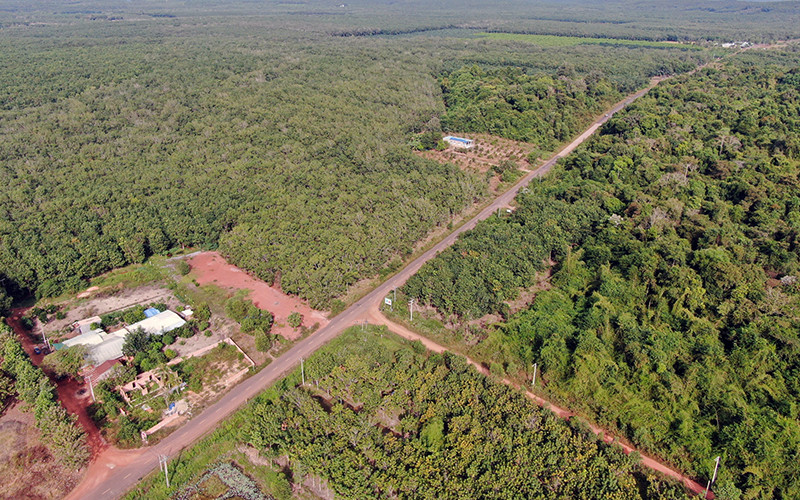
[86,374,96,402]
[301,358,305,386]
[41,329,50,351]
[532,363,537,388]
[704,456,720,498]
[409,299,414,322]
[159,455,170,488]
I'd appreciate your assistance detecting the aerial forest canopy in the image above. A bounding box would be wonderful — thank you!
[0,2,714,309]
[405,50,800,498]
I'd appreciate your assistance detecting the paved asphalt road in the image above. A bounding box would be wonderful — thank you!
[70,83,657,500]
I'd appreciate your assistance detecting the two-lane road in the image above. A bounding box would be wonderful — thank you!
[67,80,662,500]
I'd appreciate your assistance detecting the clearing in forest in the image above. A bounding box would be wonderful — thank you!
[417,133,539,194]
[187,252,329,341]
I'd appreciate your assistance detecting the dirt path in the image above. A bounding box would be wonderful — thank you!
[6,309,109,459]
[365,307,712,498]
[66,75,715,500]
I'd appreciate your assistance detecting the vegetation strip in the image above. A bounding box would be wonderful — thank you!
[477,32,700,49]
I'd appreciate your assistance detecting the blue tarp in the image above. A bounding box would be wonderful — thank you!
[143,307,161,318]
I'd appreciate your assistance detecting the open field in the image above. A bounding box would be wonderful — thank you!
[0,402,83,500]
[476,32,701,48]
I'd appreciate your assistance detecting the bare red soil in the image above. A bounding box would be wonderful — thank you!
[187,251,329,340]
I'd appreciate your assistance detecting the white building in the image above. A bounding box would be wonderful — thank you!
[60,310,187,366]
[443,136,475,149]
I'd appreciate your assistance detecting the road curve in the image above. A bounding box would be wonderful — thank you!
[67,79,693,500]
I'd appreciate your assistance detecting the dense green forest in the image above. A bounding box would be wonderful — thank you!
[0,6,712,309]
[131,327,691,499]
[3,2,800,497]
[405,50,800,498]
[440,65,620,151]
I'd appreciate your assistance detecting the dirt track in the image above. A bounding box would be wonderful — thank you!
[66,78,715,500]
[6,309,109,459]
[365,308,712,498]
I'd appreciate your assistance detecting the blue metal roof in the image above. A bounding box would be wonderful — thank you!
[444,136,473,143]
[144,307,161,318]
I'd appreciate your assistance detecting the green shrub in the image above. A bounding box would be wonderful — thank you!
[287,312,303,329]
[122,305,146,325]
[194,303,211,323]
[176,260,191,276]
[225,297,249,322]
[176,325,195,338]
[329,299,346,316]
[255,333,273,352]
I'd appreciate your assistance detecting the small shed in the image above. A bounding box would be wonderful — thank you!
[443,136,475,149]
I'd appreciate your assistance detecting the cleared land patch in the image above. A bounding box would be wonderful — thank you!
[417,133,539,176]
[477,32,700,49]
[187,252,329,341]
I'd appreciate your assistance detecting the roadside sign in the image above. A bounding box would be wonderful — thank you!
[384,297,392,306]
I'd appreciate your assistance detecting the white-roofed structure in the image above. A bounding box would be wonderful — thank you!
[88,331,127,365]
[62,328,107,349]
[58,310,188,367]
[124,310,186,337]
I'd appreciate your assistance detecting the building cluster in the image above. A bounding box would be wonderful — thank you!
[55,309,188,377]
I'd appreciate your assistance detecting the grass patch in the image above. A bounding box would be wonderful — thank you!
[90,260,168,289]
[477,32,699,49]
[173,342,247,393]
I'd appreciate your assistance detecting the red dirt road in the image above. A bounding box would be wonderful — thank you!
[366,308,713,498]
[6,309,109,460]
[188,251,329,340]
